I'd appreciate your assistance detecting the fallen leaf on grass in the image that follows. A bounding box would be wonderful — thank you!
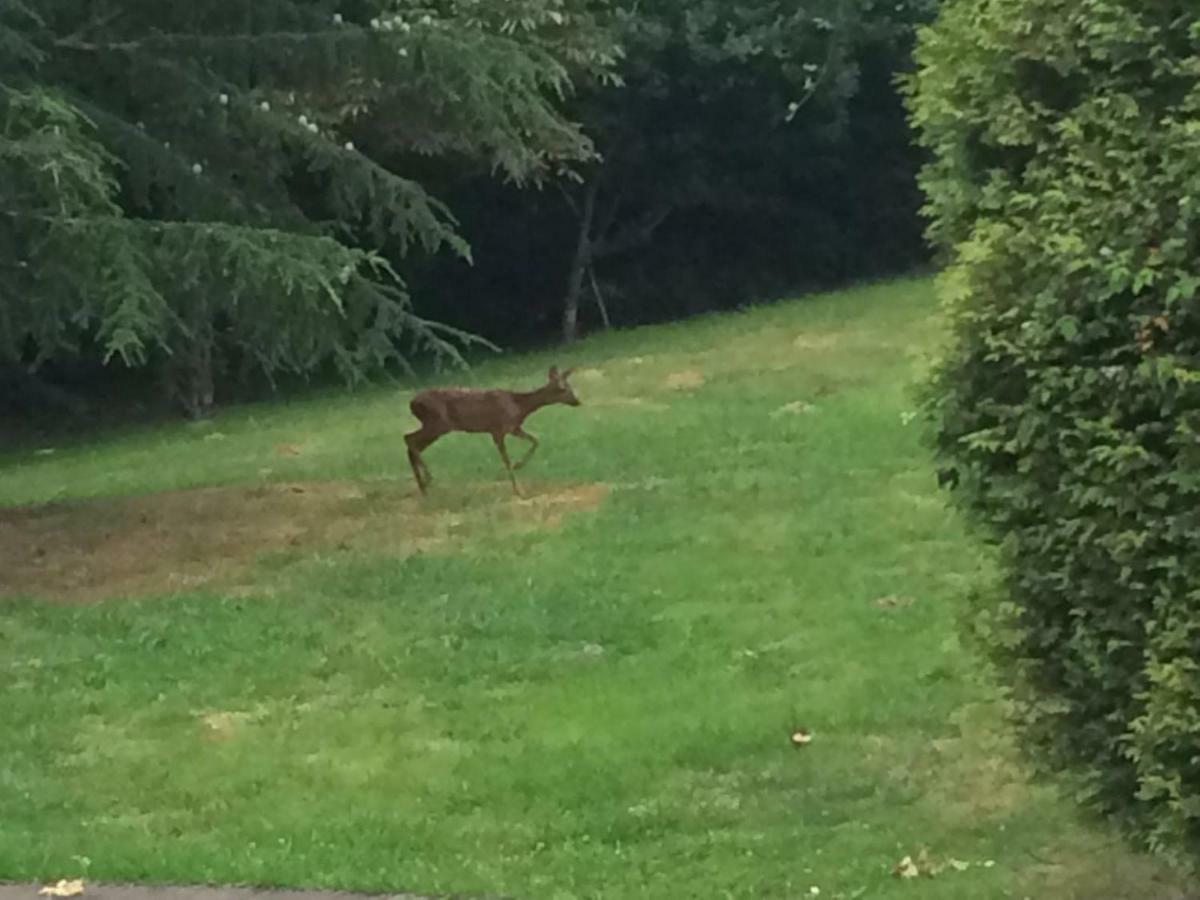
[892,850,973,880]
[40,880,84,897]
[893,856,920,879]
[791,729,814,748]
[274,443,304,457]
[917,848,944,877]
[874,595,915,610]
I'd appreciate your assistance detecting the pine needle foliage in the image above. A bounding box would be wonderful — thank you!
[1,0,615,415]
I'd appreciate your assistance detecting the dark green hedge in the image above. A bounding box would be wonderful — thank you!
[908,0,1200,861]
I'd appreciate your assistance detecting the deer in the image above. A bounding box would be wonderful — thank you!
[405,366,581,498]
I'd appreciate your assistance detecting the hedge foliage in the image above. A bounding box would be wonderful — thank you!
[907,0,1200,861]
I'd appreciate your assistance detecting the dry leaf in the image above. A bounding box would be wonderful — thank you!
[791,729,814,747]
[874,595,915,610]
[893,856,920,879]
[917,847,945,877]
[274,443,304,457]
[40,880,84,897]
[948,859,970,872]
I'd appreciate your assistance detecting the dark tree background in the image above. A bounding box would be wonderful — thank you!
[401,0,934,347]
[1,0,934,427]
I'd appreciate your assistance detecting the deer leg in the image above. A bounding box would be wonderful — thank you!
[511,427,539,471]
[405,427,442,494]
[405,432,428,494]
[492,433,523,498]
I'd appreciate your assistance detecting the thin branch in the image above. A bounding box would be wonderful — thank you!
[783,11,849,124]
[588,265,611,330]
[54,8,124,49]
[594,180,625,244]
[556,180,579,216]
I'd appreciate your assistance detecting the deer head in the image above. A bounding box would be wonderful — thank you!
[547,366,581,406]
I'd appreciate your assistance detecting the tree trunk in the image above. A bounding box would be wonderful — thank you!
[563,179,599,344]
[165,317,216,419]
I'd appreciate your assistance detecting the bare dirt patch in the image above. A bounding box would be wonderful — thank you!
[0,480,608,603]
[516,482,609,527]
[665,369,706,391]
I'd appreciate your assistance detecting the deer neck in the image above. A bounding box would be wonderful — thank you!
[513,385,558,421]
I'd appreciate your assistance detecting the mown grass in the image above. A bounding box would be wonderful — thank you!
[0,277,1192,899]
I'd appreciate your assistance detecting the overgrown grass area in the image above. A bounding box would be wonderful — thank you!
[0,278,1191,899]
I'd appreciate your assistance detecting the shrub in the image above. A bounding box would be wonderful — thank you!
[907,0,1200,861]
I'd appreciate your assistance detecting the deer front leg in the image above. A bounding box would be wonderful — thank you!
[405,427,441,494]
[492,433,523,498]
[511,427,539,471]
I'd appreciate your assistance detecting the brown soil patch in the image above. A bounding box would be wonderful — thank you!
[515,482,609,527]
[665,369,706,391]
[0,479,608,604]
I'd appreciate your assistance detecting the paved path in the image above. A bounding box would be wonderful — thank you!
[0,886,505,900]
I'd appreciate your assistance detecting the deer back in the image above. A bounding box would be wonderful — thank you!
[412,388,523,434]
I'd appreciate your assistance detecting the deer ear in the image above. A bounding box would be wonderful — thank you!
[548,366,560,382]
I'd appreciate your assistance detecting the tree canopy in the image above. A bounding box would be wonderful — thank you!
[1,0,937,420]
[552,0,935,340]
[1,0,616,415]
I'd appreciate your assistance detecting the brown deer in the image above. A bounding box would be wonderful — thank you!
[405,366,580,497]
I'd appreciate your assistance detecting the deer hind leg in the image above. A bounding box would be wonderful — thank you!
[405,425,443,494]
[511,427,539,471]
[492,433,523,498]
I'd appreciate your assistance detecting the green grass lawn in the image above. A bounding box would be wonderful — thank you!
[0,277,1191,899]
